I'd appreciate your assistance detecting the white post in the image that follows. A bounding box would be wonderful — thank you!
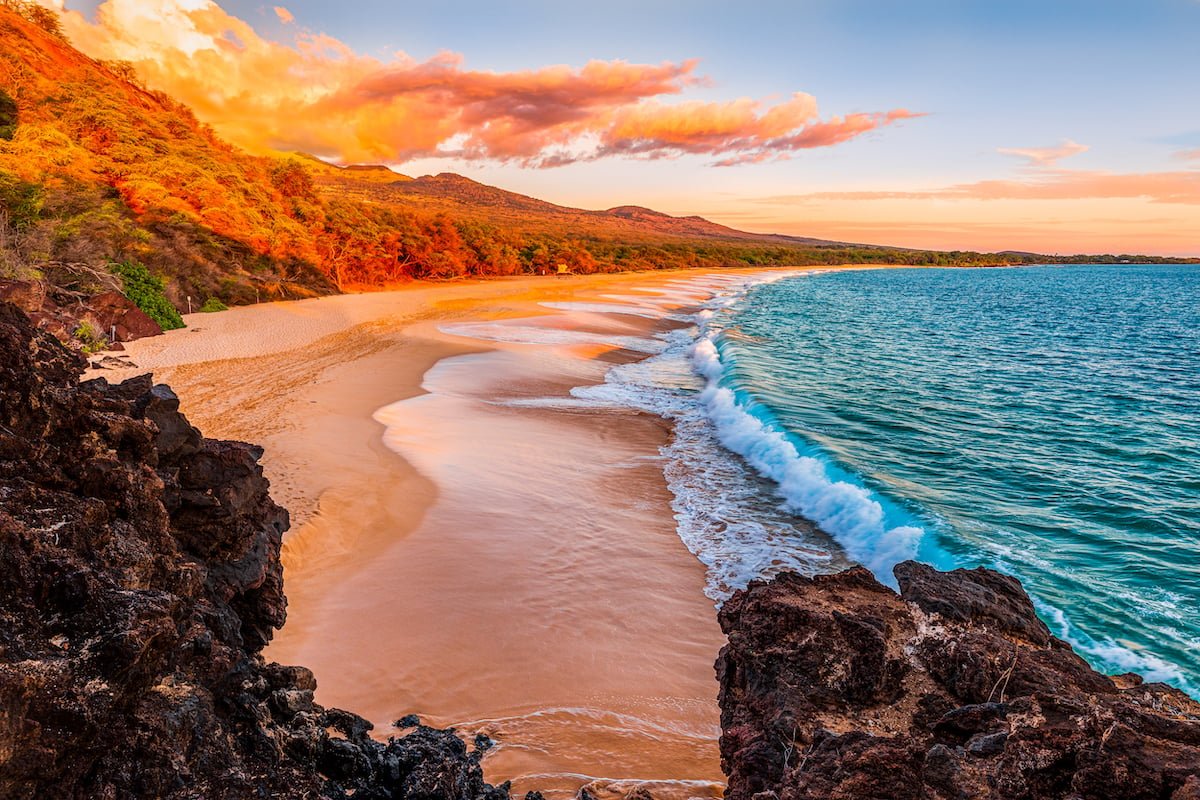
[187,296,192,314]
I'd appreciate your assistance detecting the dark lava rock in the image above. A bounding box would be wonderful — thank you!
[717,565,1200,800]
[0,301,508,799]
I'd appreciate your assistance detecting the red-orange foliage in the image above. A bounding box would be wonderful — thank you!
[0,4,1096,306]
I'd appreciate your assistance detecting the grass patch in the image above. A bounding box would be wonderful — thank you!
[73,321,107,354]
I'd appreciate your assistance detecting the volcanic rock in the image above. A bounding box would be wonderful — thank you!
[82,289,163,341]
[716,563,1200,800]
[0,300,507,799]
[0,279,163,346]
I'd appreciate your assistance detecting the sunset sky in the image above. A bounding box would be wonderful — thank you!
[45,0,1200,255]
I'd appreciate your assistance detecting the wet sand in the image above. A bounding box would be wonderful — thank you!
[91,270,788,797]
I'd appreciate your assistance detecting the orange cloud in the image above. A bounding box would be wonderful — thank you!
[1176,148,1200,161]
[762,168,1200,205]
[44,0,918,167]
[600,98,921,166]
[997,139,1089,167]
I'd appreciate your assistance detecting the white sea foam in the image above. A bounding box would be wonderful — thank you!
[1033,598,1198,696]
[571,325,846,601]
[563,270,926,599]
[684,278,925,585]
[449,271,921,598]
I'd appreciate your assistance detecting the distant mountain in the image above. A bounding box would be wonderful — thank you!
[7,0,1171,344]
[601,205,841,246]
[293,152,413,184]
[314,167,847,247]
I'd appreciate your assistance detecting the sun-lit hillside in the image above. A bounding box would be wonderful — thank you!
[1,0,1178,318]
[0,2,341,304]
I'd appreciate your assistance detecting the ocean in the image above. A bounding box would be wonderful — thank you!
[577,264,1200,696]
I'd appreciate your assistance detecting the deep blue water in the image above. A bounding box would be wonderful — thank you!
[718,264,1200,692]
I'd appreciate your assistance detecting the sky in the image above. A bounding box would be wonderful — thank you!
[43,0,1200,255]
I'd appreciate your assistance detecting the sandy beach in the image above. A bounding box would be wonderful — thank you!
[91,268,792,797]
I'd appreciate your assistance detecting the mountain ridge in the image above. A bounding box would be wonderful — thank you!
[307,159,851,247]
[0,1,1192,355]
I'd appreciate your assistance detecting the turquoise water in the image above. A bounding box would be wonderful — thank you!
[717,264,1200,693]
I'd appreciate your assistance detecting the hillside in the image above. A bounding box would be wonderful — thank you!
[0,1,1188,353]
[0,3,336,305]
[320,168,842,246]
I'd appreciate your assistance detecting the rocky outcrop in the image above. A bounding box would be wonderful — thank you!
[0,300,508,799]
[716,564,1200,800]
[84,289,165,341]
[0,279,163,346]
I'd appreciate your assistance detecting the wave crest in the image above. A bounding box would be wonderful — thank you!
[690,308,924,583]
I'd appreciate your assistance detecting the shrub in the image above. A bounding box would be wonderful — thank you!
[198,297,228,312]
[0,89,16,141]
[270,160,316,199]
[110,260,185,330]
[0,172,42,229]
[73,321,107,353]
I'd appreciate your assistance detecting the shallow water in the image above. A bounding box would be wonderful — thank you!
[270,279,746,799]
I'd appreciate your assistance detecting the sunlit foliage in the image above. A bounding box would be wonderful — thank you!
[0,5,1190,309]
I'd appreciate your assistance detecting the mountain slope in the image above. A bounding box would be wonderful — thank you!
[316,168,844,246]
[0,4,336,304]
[3,0,1174,338]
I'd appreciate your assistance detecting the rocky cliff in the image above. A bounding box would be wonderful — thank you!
[0,300,509,799]
[716,564,1200,800]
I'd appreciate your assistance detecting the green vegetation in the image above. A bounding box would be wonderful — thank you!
[198,296,228,312]
[0,89,16,141]
[111,260,185,330]
[72,321,107,353]
[0,3,1194,316]
[0,171,40,230]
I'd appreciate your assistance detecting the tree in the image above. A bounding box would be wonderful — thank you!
[1,0,65,38]
[270,159,316,200]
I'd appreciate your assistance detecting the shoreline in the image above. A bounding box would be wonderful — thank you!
[13,275,1199,797]
[91,266,824,795]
